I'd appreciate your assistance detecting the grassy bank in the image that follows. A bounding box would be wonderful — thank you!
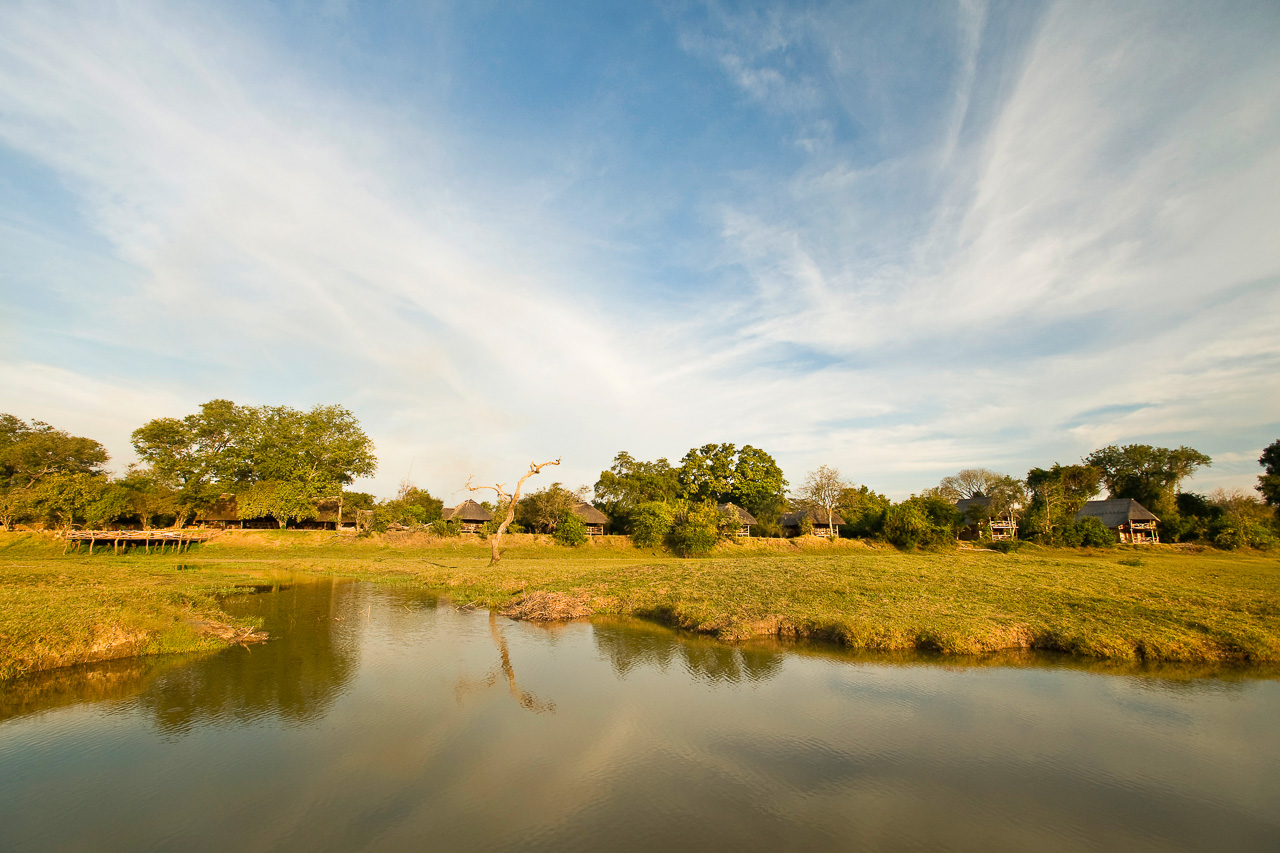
[3,529,1279,679]
[0,533,269,680]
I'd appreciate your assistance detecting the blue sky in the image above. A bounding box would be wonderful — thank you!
[1,0,1278,501]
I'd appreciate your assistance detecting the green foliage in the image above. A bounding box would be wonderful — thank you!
[630,501,675,548]
[1063,516,1116,548]
[1259,439,1280,514]
[597,445,786,534]
[1084,444,1211,517]
[132,400,377,522]
[0,414,110,529]
[593,453,680,531]
[797,514,814,536]
[430,518,462,537]
[668,502,725,557]
[553,511,588,546]
[517,483,584,533]
[987,539,1028,553]
[1213,518,1277,551]
[373,483,443,531]
[1024,464,1103,542]
[837,485,890,538]
[884,496,959,550]
[237,480,324,528]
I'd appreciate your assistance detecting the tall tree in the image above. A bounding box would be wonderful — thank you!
[676,443,738,503]
[1084,444,1211,515]
[1258,439,1280,514]
[730,445,787,522]
[0,414,109,530]
[1025,464,1102,540]
[517,483,587,534]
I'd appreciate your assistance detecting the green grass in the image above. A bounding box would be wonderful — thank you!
[3,529,1279,680]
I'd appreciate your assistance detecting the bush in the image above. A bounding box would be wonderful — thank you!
[430,518,462,537]
[988,539,1028,553]
[668,503,722,557]
[884,503,928,549]
[630,501,675,548]
[1075,516,1116,548]
[1213,519,1277,551]
[553,512,588,546]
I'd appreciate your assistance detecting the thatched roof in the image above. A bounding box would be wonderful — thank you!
[1075,499,1159,528]
[314,498,359,523]
[781,507,846,527]
[955,496,992,514]
[442,499,493,523]
[572,501,609,525]
[198,494,240,522]
[718,502,757,525]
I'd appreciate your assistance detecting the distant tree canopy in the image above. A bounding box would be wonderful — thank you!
[132,400,376,522]
[516,483,587,534]
[0,414,110,530]
[1024,463,1102,543]
[935,468,1027,528]
[595,444,787,533]
[1083,444,1210,517]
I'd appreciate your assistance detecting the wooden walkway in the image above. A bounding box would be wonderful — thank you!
[60,530,213,555]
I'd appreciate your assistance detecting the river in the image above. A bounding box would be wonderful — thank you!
[2,577,1278,851]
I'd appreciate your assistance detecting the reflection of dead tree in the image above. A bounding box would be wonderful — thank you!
[466,457,560,566]
[453,612,555,713]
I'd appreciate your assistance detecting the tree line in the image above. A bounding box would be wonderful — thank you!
[3,402,1278,553]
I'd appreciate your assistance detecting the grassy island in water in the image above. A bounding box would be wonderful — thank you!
[2,529,1279,682]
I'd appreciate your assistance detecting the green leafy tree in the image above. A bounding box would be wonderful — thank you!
[237,480,325,529]
[883,496,960,550]
[1084,444,1211,517]
[1,414,109,529]
[630,501,675,548]
[668,502,725,557]
[553,511,588,546]
[33,472,108,531]
[837,485,890,538]
[131,399,256,523]
[1025,464,1103,543]
[593,452,680,531]
[517,482,587,533]
[729,445,787,523]
[677,444,739,503]
[1258,439,1280,515]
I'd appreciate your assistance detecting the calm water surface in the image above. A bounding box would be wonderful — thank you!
[1,577,1278,852]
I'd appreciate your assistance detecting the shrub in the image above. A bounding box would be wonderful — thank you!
[988,539,1028,554]
[1075,516,1116,548]
[884,503,929,549]
[630,501,675,548]
[668,503,723,557]
[1213,519,1277,551]
[430,518,462,537]
[553,512,588,546]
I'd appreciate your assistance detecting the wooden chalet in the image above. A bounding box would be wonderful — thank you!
[780,507,845,537]
[955,496,1018,541]
[1075,499,1160,544]
[441,499,493,534]
[718,502,757,537]
[571,502,609,536]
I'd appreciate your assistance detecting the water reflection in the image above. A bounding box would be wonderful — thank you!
[142,577,357,732]
[592,617,783,683]
[454,612,556,713]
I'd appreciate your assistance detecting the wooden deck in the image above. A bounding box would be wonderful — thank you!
[60,530,214,555]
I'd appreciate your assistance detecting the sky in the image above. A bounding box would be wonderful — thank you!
[1,0,1278,502]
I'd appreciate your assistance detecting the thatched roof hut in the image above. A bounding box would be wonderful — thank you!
[441,499,493,533]
[718,502,757,536]
[1075,499,1160,543]
[780,507,845,537]
[571,502,609,536]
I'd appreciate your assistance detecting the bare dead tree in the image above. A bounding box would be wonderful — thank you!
[466,457,561,565]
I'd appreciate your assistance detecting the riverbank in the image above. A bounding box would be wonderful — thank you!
[2,530,1278,679]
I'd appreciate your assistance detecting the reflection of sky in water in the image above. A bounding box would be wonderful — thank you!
[1,579,1278,851]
